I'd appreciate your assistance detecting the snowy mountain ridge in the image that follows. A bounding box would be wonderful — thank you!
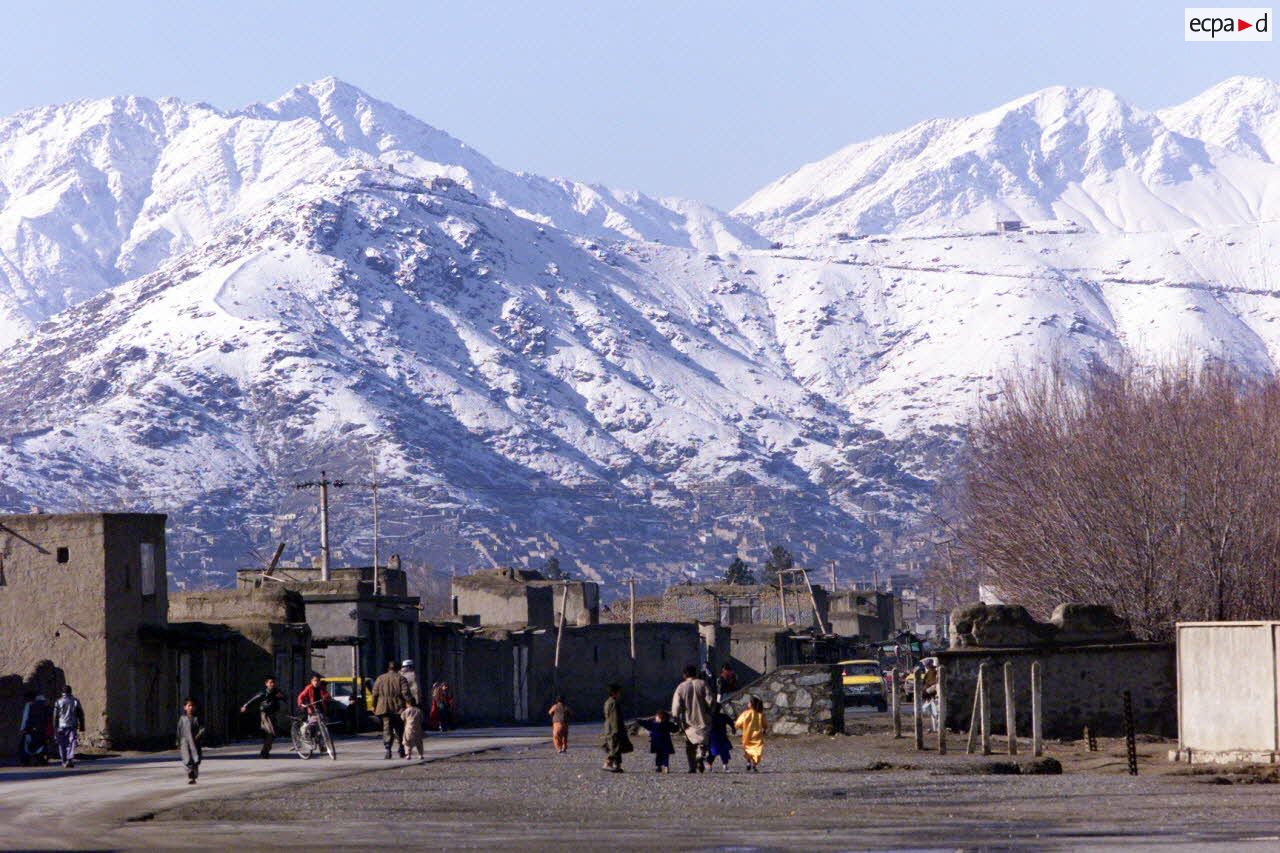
[737,75,1280,244]
[0,77,762,343]
[3,77,1280,590]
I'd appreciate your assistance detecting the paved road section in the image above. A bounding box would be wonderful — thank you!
[0,728,546,849]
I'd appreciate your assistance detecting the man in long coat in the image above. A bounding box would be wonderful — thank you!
[671,664,712,772]
[600,683,631,772]
[372,660,410,759]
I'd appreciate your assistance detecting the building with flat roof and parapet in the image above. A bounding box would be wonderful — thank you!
[451,567,599,628]
[657,581,830,629]
[235,561,421,703]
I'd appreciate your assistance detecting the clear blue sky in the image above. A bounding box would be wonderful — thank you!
[3,1,1278,207]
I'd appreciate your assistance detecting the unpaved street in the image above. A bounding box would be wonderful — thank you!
[110,716,1280,851]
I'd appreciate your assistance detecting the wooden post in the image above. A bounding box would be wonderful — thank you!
[778,572,788,626]
[553,583,569,689]
[937,665,948,755]
[913,669,924,749]
[965,667,983,754]
[628,577,636,660]
[799,568,829,634]
[891,669,902,738]
[979,662,992,756]
[1031,661,1043,757]
[371,453,380,593]
[1003,661,1017,756]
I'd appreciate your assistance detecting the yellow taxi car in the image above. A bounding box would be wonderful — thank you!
[321,676,374,713]
[839,659,888,711]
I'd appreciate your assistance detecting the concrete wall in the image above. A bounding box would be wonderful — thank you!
[724,664,844,735]
[1176,622,1280,762]
[939,642,1176,739]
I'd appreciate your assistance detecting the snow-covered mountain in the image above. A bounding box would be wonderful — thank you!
[737,77,1280,244]
[0,77,762,342]
[3,77,1280,591]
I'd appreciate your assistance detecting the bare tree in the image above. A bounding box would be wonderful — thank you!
[952,357,1280,640]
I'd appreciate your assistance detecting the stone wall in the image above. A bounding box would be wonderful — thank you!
[938,642,1176,739]
[725,664,843,735]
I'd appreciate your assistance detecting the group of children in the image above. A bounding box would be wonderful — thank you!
[548,689,768,774]
[635,698,766,773]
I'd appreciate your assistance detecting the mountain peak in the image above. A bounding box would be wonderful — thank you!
[1160,75,1280,162]
[244,75,388,122]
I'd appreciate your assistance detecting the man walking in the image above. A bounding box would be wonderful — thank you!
[53,686,84,768]
[401,659,421,705]
[372,660,410,759]
[240,676,286,758]
[715,662,739,702]
[671,664,712,773]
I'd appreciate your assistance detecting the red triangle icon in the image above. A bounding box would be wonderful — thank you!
[1240,18,1253,30]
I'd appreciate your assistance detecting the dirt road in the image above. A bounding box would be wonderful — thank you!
[145,717,1280,851]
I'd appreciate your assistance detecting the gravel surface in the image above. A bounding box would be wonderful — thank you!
[139,715,1280,851]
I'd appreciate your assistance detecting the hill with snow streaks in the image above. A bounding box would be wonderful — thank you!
[3,77,1280,589]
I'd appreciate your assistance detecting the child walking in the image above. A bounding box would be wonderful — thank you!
[547,695,572,754]
[635,709,679,773]
[401,696,426,759]
[706,701,735,771]
[177,698,205,784]
[734,696,767,772]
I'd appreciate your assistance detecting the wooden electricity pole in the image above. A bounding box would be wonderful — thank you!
[778,572,789,626]
[294,471,345,581]
[371,454,380,592]
[553,583,569,691]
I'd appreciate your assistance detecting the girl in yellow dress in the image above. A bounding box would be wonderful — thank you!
[734,695,767,772]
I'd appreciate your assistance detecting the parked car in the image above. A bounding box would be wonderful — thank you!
[840,659,888,711]
[321,676,374,731]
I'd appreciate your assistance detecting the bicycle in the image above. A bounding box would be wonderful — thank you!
[290,700,337,760]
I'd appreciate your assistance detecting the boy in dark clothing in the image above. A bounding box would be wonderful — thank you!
[706,702,735,771]
[240,676,286,758]
[635,709,679,773]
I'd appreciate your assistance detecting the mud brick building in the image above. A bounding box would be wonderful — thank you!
[451,567,599,627]
[236,564,420,701]
[167,586,312,730]
[0,512,320,756]
[0,513,177,753]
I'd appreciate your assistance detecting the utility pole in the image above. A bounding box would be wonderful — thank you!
[294,470,345,581]
[370,454,380,592]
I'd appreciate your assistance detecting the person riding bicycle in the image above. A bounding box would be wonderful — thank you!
[296,674,331,739]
